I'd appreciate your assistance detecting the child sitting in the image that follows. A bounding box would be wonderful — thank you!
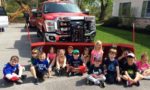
[66,46,74,64]
[55,49,67,76]
[81,47,91,70]
[122,53,142,87]
[67,49,86,76]
[3,56,25,84]
[136,52,150,79]
[30,52,51,85]
[91,40,104,65]
[104,48,121,84]
[87,56,106,88]
[30,49,39,65]
[118,49,130,73]
[47,46,56,76]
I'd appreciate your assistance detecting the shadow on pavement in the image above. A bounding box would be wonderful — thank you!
[0,79,14,88]
[76,78,86,86]
[0,76,34,88]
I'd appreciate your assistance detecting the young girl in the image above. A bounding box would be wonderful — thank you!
[55,49,67,76]
[136,52,150,79]
[81,47,91,70]
[91,40,104,65]
[47,46,56,71]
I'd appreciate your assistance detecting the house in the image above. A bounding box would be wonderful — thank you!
[112,0,150,28]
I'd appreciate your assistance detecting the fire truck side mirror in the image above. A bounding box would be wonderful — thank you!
[83,9,90,15]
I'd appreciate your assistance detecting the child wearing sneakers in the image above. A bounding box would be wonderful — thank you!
[3,56,25,84]
[67,49,86,76]
[30,52,51,85]
[87,56,106,88]
[122,53,142,87]
[104,48,121,84]
[136,52,150,79]
[55,49,67,76]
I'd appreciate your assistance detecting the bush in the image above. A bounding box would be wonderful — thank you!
[102,17,122,28]
[146,25,150,31]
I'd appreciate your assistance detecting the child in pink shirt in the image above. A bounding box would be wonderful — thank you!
[47,47,56,75]
[136,52,150,79]
[91,40,104,65]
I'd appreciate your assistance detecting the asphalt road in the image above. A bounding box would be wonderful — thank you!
[0,23,150,90]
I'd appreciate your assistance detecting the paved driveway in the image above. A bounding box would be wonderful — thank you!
[0,23,150,90]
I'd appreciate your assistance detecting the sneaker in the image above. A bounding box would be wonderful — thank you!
[125,81,132,87]
[15,79,23,84]
[135,81,140,87]
[67,72,73,77]
[86,79,90,85]
[33,78,38,85]
[99,81,105,88]
[21,75,27,80]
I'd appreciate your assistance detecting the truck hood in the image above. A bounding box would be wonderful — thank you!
[43,13,88,20]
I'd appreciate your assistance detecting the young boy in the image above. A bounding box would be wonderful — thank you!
[30,52,51,85]
[67,49,86,76]
[66,46,74,64]
[104,48,121,84]
[30,49,39,65]
[122,53,142,87]
[87,56,106,88]
[3,56,24,84]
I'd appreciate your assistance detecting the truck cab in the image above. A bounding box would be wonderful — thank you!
[34,1,96,42]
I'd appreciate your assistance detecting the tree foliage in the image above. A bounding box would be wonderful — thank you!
[76,0,113,21]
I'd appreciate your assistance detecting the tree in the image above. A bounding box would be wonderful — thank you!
[99,0,112,21]
[76,0,112,21]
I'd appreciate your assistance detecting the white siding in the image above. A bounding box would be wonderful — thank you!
[112,0,145,17]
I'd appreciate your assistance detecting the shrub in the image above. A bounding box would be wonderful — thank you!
[102,17,122,28]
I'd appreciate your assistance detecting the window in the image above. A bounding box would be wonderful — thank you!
[43,2,81,13]
[142,1,150,17]
[119,2,131,17]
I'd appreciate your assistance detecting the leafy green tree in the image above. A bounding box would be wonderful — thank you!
[76,0,113,21]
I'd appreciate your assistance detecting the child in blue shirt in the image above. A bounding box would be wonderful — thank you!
[67,49,86,76]
[3,56,24,84]
[30,52,51,85]
[104,48,121,84]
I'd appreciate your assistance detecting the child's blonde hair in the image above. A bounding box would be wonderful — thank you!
[141,52,149,59]
[38,52,46,59]
[94,40,102,50]
[109,48,117,54]
[32,49,39,54]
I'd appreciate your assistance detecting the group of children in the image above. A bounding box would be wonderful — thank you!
[3,40,150,88]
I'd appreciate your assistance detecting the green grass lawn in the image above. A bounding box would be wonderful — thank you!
[95,25,150,60]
